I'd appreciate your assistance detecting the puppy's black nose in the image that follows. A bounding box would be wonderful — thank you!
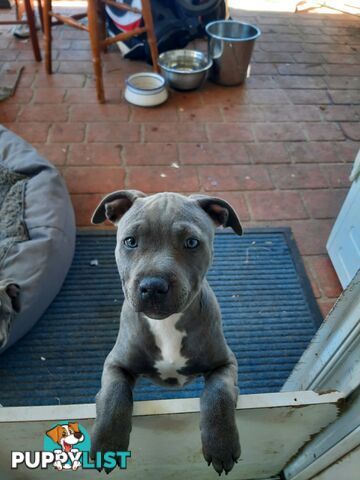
[74,432,83,439]
[139,277,169,299]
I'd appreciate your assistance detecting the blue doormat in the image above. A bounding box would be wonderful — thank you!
[0,229,321,407]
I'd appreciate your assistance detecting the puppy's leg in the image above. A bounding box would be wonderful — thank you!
[200,352,240,476]
[91,357,136,470]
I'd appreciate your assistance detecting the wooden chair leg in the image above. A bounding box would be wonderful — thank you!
[37,0,45,33]
[43,0,52,73]
[15,0,24,22]
[87,0,105,103]
[24,0,42,61]
[96,0,107,53]
[141,0,159,73]
[15,0,20,21]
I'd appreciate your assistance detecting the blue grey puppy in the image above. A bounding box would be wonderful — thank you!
[0,281,20,349]
[91,190,242,475]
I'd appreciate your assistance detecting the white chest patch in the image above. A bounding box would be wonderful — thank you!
[145,313,188,386]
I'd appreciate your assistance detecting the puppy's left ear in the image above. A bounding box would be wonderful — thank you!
[91,190,146,225]
[46,425,62,444]
[6,284,20,313]
[190,195,242,236]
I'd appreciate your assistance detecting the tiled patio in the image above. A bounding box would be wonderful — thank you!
[1,3,359,318]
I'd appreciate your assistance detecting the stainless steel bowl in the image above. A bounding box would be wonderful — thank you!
[158,49,213,91]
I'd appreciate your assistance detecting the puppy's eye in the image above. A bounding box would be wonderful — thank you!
[184,238,199,249]
[124,236,138,248]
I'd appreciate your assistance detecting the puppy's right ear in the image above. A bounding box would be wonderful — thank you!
[91,190,146,225]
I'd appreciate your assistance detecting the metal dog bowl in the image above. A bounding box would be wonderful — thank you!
[158,49,213,91]
[206,20,261,86]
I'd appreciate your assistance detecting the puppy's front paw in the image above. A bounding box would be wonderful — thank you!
[201,423,241,476]
[90,424,130,473]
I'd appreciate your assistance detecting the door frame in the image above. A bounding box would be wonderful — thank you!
[282,270,360,479]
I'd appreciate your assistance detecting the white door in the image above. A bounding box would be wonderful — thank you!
[327,150,360,288]
[282,270,360,480]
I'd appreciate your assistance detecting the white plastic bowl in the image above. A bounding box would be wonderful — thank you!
[124,72,168,107]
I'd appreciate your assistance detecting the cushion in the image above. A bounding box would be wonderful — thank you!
[0,125,76,353]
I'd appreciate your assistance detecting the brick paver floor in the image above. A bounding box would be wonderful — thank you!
[1,5,359,318]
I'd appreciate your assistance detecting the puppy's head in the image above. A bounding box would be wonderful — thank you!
[0,281,20,349]
[92,191,242,319]
[46,423,84,452]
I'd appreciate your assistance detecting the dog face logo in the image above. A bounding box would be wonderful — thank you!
[46,423,84,453]
[45,422,86,470]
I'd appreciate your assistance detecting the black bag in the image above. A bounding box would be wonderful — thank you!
[106,0,226,63]
[175,0,225,18]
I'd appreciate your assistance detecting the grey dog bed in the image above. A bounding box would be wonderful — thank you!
[0,126,75,353]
